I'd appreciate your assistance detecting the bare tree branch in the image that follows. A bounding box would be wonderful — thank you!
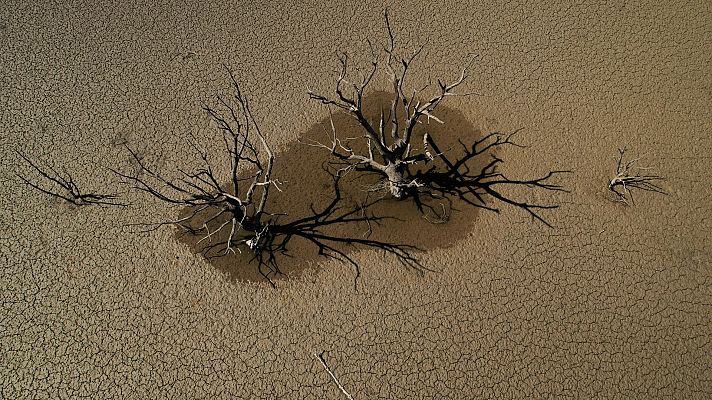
[315,351,354,400]
[16,151,128,207]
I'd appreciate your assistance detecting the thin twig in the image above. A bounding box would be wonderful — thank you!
[315,351,354,400]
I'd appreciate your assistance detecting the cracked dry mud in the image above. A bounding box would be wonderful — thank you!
[1,1,711,399]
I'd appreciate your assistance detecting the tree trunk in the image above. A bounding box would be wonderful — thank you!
[383,162,407,199]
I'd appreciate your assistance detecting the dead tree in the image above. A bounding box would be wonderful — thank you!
[112,68,422,285]
[608,146,666,205]
[112,69,279,258]
[307,10,469,199]
[308,10,568,224]
[16,151,127,207]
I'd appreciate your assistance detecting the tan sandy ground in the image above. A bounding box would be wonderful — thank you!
[1,0,711,398]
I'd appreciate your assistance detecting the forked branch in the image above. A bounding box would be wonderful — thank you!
[16,151,127,207]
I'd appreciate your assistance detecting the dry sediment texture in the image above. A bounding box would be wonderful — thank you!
[1,0,711,398]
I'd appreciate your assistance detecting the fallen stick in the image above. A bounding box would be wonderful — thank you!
[315,351,354,400]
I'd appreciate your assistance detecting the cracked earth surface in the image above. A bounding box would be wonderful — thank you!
[1,0,711,398]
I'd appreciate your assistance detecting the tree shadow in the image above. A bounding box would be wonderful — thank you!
[174,92,490,285]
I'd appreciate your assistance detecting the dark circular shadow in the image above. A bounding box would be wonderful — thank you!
[174,91,487,285]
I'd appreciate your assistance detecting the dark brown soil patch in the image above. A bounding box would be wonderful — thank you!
[174,92,487,284]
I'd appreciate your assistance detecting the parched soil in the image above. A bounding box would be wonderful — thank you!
[2,1,710,399]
